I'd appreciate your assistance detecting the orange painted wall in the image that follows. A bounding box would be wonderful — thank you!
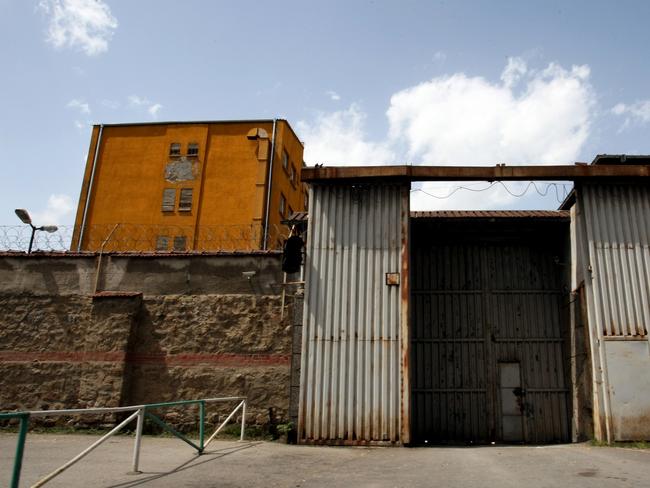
[72,120,305,251]
[266,120,307,248]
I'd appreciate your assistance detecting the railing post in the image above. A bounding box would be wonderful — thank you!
[130,408,145,474]
[199,401,205,453]
[11,413,29,488]
[240,400,246,441]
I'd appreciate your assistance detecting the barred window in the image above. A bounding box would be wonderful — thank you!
[290,164,296,185]
[282,149,289,169]
[156,236,170,251]
[179,188,193,211]
[187,143,199,156]
[162,188,176,212]
[173,236,187,251]
[169,142,181,156]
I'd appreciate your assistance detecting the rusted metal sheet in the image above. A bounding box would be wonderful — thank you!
[298,183,408,443]
[301,164,650,183]
[575,183,650,441]
[410,219,570,443]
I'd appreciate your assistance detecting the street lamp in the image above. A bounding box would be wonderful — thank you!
[14,209,58,253]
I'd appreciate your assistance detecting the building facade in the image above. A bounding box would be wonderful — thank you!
[71,119,306,252]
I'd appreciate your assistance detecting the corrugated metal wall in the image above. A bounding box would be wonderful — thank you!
[576,183,650,441]
[299,184,408,443]
[411,219,570,443]
[578,183,650,337]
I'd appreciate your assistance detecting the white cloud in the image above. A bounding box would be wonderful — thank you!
[148,103,163,118]
[38,0,118,56]
[611,100,650,129]
[67,98,90,114]
[326,90,341,101]
[297,104,394,166]
[500,56,527,88]
[129,95,163,119]
[127,95,148,106]
[387,59,594,165]
[433,51,446,63]
[299,58,594,209]
[32,194,75,225]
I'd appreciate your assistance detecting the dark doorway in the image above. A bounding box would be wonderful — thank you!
[409,213,571,444]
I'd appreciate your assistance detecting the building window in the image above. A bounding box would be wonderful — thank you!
[179,188,193,211]
[169,142,181,156]
[156,236,170,251]
[304,192,309,210]
[173,236,187,251]
[288,205,294,217]
[282,149,289,170]
[162,188,176,212]
[187,143,199,156]
[290,164,296,185]
[279,193,286,217]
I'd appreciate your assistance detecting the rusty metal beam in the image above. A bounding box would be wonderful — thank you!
[301,164,650,183]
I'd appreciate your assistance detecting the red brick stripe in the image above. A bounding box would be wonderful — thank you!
[0,351,290,366]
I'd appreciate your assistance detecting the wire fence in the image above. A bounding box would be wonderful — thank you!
[0,224,290,253]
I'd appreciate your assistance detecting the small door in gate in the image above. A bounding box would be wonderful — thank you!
[499,362,524,442]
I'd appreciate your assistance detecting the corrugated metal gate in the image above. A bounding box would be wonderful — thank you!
[410,217,570,444]
[299,183,409,444]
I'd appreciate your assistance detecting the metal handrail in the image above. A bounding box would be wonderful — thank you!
[0,397,247,488]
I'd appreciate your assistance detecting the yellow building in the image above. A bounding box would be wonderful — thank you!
[71,119,306,252]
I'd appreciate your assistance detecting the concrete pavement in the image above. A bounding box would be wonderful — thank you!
[1,434,649,487]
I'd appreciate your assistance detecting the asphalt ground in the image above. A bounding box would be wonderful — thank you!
[1,434,649,487]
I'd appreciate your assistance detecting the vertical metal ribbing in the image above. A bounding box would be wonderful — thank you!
[576,183,650,442]
[580,183,650,338]
[299,184,405,443]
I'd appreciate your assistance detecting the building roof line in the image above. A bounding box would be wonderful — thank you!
[93,119,304,149]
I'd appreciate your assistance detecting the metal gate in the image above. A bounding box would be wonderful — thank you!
[410,215,570,444]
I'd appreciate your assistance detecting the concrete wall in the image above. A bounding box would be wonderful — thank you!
[0,252,297,431]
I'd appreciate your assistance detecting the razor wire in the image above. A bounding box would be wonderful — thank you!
[0,223,289,253]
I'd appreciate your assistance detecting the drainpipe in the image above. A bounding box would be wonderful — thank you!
[262,119,278,250]
[77,124,104,251]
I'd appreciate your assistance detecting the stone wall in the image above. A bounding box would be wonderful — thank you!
[0,252,297,431]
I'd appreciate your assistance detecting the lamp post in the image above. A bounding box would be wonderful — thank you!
[14,209,58,253]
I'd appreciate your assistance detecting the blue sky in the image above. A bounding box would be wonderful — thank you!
[1,0,650,225]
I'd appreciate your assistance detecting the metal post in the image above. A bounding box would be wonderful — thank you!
[199,401,205,453]
[130,408,145,474]
[27,226,36,254]
[10,413,29,488]
[240,401,246,441]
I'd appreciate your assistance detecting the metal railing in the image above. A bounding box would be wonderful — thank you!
[1,397,247,488]
[0,223,289,253]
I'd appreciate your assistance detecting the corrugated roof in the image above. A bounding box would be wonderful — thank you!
[592,154,650,165]
[282,211,309,224]
[410,210,570,219]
